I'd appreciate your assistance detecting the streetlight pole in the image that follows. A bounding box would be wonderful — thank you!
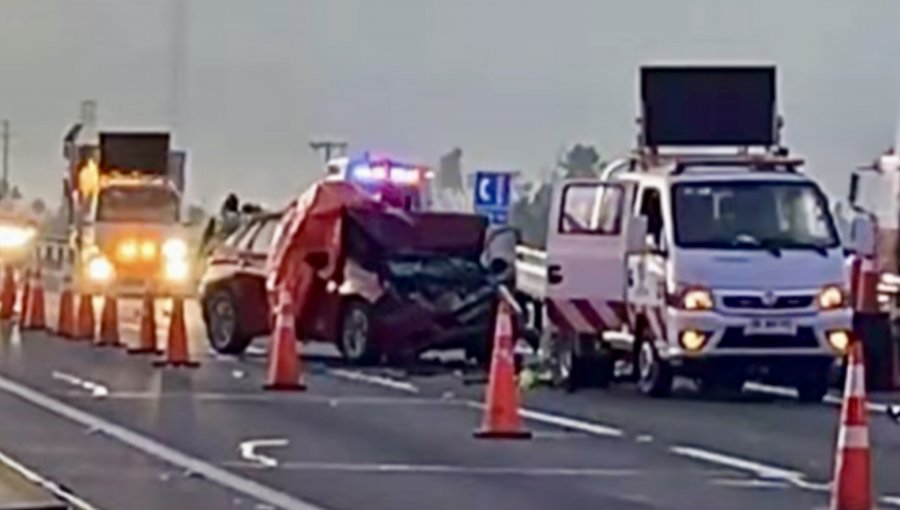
[309,140,348,163]
[1,120,10,199]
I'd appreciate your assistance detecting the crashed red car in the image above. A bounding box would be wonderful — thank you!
[254,181,500,364]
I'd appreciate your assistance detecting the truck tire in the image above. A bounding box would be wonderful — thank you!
[636,337,673,398]
[204,287,253,355]
[557,334,613,392]
[338,299,380,365]
[795,377,829,403]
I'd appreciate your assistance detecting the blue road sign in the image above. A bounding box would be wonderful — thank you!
[473,171,513,225]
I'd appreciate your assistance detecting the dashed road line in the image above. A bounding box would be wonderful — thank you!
[328,369,420,394]
[51,371,109,398]
[227,461,640,477]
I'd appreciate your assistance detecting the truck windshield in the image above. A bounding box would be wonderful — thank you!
[672,181,839,250]
[96,186,179,223]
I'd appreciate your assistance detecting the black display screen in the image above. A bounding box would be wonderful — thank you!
[641,66,776,147]
[99,133,170,175]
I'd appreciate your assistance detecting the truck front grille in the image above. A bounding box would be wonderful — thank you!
[722,295,814,310]
[718,327,818,349]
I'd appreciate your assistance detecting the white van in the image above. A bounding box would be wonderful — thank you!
[516,154,854,400]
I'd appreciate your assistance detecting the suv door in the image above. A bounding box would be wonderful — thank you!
[237,216,281,336]
[545,179,631,333]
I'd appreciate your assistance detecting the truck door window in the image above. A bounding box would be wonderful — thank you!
[558,184,623,235]
[639,188,664,248]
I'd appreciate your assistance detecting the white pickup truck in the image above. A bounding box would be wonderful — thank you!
[515,153,855,400]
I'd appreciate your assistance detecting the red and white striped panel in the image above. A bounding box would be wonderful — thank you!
[546,299,627,333]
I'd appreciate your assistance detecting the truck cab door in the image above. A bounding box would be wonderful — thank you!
[545,179,632,333]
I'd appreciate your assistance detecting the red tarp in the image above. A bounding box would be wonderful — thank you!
[266,181,380,304]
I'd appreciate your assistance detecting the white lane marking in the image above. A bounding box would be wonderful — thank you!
[328,369,419,394]
[229,461,639,477]
[327,369,624,438]
[710,478,791,489]
[462,401,624,438]
[51,371,109,398]
[882,495,900,507]
[0,374,329,510]
[670,445,804,481]
[517,408,624,438]
[239,439,288,469]
[65,392,454,407]
[0,447,100,510]
[745,382,891,413]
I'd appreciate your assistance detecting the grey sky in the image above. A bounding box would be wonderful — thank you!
[1,0,899,208]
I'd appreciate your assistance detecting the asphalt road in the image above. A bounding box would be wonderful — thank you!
[0,289,896,509]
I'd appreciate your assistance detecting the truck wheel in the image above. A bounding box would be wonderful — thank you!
[204,288,253,355]
[636,339,673,398]
[338,300,380,365]
[556,335,612,392]
[795,378,829,403]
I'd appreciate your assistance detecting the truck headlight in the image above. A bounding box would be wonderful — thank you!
[164,259,189,281]
[162,238,188,260]
[87,256,115,282]
[818,285,846,310]
[682,288,714,311]
[118,239,138,261]
[0,225,35,249]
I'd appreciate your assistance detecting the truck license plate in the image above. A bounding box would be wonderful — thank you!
[744,318,796,336]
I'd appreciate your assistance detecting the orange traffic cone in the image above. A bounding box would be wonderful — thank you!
[96,295,121,347]
[153,297,199,368]
[830,341,872,510]
[19,268,31,325]
[128,294,161,355]
[264,288,305,391]
[56,280,75,338]
[0,266,16,321]
[75,294,95,341]
[23,268,45,331]
[474,300,531,439]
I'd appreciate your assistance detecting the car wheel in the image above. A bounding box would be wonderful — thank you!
[204,287,253,355]
[636,338,673,398]
[339,300,380,365]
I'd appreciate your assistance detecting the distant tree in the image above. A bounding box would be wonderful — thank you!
[9,186,21,200]
[30,199,46,216]
[559,144,601,178]
[186,204,208,225]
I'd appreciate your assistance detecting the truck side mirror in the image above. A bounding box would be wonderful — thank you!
[848,173,859,206]
[305,251,329,270]
[627,216,649,253]
[848,216,876,258]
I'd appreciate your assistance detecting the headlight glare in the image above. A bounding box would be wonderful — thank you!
[162,238,188,260]
[682,288,714,311]
[164,259,189,281]
[87,256,114,282]
[118,239,138,260]
[818,285,846,310]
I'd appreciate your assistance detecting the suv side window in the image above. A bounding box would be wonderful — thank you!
[638,187,665,249]
[249,218,279,254]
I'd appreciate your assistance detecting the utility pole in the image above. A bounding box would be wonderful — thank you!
[309,140,348,163]
[1,120,9,199]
